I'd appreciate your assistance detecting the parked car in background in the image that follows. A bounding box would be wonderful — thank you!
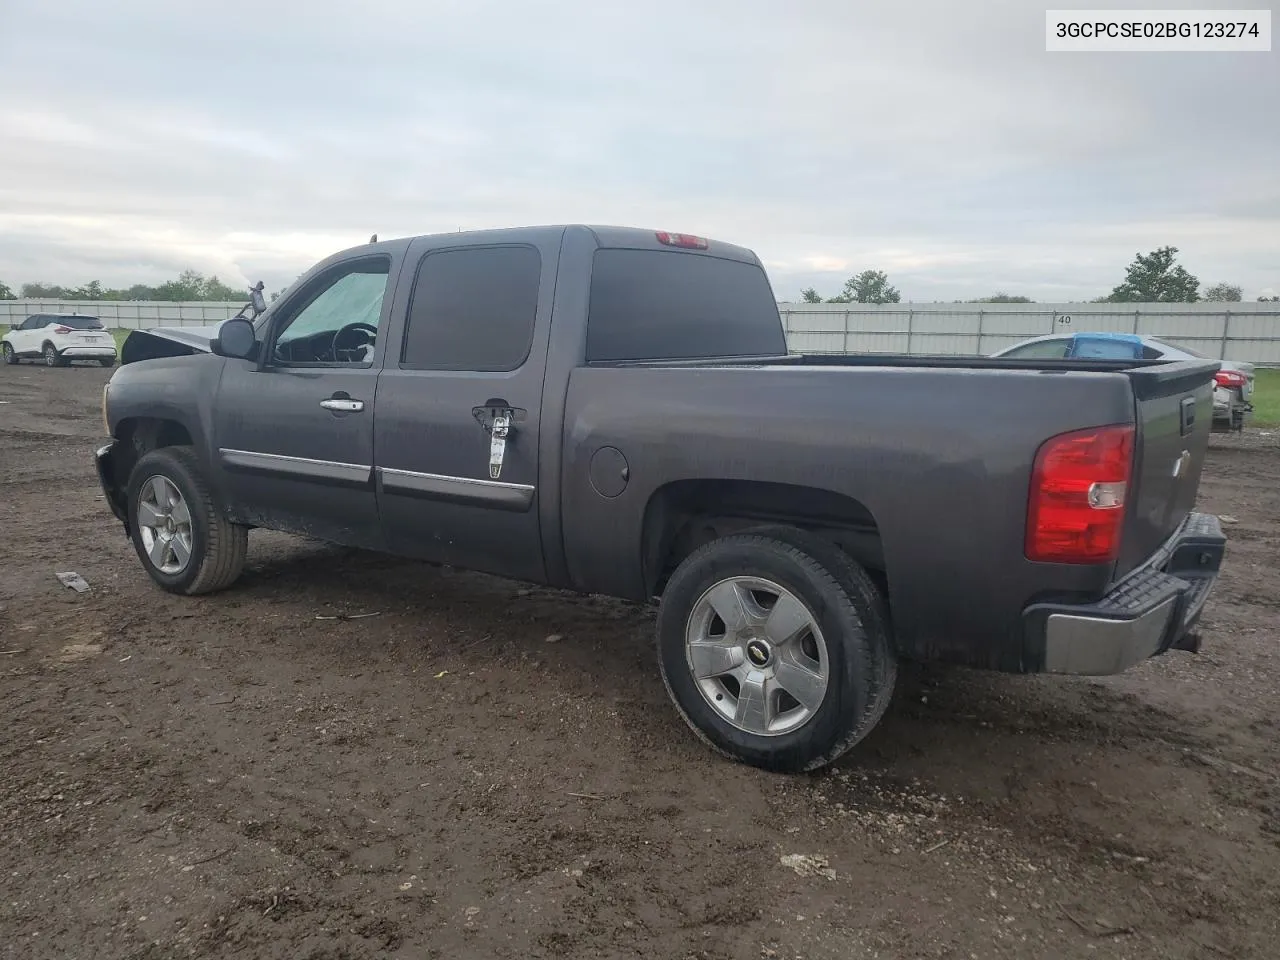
[2,314,117,367]
[991,332,1255,432]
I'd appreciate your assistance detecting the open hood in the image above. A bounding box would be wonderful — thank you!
[120,325,221,364]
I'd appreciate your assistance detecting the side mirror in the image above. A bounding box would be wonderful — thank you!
[212,317,258,360]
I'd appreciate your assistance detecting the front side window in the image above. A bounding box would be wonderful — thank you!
[271,258,390,364]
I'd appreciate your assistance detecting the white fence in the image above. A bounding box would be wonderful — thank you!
[779,301,1280,365]
[5,298,1280,365]
[0,300,246,330]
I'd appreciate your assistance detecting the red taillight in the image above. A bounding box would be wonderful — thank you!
[53,325,73,334]
[1214,370,1246,388]
[1026,424,1134,564]
[655,231,708,250]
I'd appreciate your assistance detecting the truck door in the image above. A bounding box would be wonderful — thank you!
[372,233,559,583]
[211,252,398,549]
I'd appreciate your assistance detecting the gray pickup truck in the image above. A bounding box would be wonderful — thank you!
[94,225,1227,772]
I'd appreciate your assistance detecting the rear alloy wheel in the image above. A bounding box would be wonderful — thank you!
[43,343,64,367]
[1,343,16,365]
[127,446,248,595]
[687,575,830,736]
[657,532,896,773]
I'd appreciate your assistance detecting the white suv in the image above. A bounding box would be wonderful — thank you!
[2,314,118,367]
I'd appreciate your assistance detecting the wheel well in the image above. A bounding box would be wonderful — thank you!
[111,417,194,487]
[641,480,886,598]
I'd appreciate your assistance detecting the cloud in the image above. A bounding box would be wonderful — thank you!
[0,0,1276,301]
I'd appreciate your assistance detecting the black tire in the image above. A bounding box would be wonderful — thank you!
[737,524,898,734]
[1,343,16,365]
[98,357,116,368]
[126,446,248,595]
[43,342,64,367]
[657,532,897,773]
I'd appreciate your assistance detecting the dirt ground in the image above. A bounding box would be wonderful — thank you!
[2,361,1278,960]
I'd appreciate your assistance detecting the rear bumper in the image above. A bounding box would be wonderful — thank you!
[60,347,117,358]
[95,440,129,525]
[1023,512,1226,676]
[1212,386,1252,425]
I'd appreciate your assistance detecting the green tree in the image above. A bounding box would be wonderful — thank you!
[833,269,901,304]
[69,280,105,300]
[153,269,208,301]
[1259,294,1280,302]
[1203,282,1242,302]
[201,275,246,300]
[799,287,823,303]
[1106,246,1200,302]
[20,282,68,298]
[969,292,1034,303]
[0,280,14,300]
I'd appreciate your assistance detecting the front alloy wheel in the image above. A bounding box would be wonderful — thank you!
[136,475,194,575]
[126,446,248,595]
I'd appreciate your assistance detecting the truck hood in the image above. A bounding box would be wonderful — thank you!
[120,325,220,364]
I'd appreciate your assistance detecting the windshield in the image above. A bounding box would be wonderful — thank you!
[56,317,104,330]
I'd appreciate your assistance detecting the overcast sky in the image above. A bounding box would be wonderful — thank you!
[0,0,1276,302]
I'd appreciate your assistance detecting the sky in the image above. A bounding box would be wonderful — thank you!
[0,0,1276,303]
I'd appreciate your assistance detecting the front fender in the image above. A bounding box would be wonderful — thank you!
[106,354,222,440]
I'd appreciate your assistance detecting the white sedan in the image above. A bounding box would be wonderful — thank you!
[991,332,1255,432]
[2,314,118,367]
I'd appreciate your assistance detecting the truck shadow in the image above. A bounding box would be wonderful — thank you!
[235,534,1215,770]
[222,535,1261,880]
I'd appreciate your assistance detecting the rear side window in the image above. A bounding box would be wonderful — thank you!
[401,245,541,371]
[585,249,786,362]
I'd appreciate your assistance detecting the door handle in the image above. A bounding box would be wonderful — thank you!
[471,399,526,480]
[320,398,364,413]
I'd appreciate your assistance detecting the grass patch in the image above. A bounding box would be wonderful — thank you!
[1251,368,1280,427]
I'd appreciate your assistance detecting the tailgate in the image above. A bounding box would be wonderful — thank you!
[1115,359,1218,577]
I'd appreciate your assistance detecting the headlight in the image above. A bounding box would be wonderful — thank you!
[102,382,110,436]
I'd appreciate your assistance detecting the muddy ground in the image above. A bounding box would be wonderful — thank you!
[1,361,1278,960]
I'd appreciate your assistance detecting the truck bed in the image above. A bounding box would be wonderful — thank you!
[562,352,1219,670]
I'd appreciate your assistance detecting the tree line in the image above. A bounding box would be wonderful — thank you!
[798,246,1278,304]
[0,271,278,303]
[3,247,1276,305]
